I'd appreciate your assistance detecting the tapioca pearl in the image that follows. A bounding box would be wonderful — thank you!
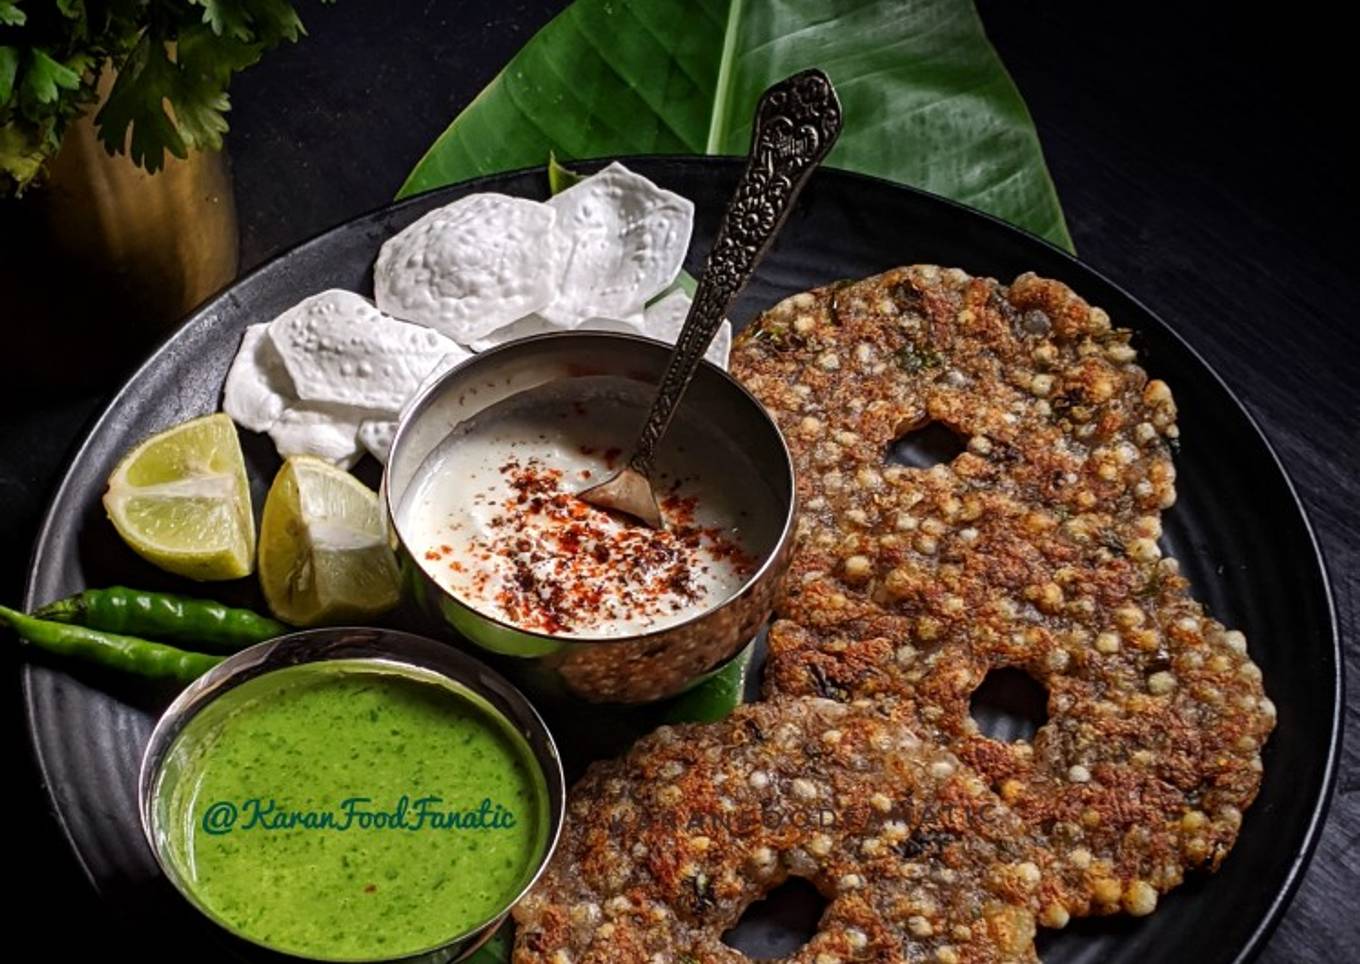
[748,846,777,876]
[812,441,841,466]
[1122,880,1159,916]
[1114,605,1146,629]
[857,467,883,488]
[1130,628,1162,652]
[791,778,820,800]
[1027,581,1064,613]
[1091,877,1123,906]
[907,915,934,937]
[1126,537,1162,562]
[1040,903,1071,929]
[838,873,866,891]
[920,516,946,536]
[928,759,955,779]
[881,819,909,843]
[1147,671,1177,695]
[842,555,873,583]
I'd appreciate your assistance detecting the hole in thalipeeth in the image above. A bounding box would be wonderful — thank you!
[887,421,966,469]
[970,667,1049,743]
[722,877,828,956]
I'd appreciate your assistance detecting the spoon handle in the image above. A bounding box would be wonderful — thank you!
[627,68,842,477]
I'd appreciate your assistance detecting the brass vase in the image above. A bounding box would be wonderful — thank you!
[0,66,240,392]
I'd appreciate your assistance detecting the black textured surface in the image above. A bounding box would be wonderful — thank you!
[5,1,1356,960]
[16,158,1342,963]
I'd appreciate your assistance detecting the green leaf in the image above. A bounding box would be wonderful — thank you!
[0,121,46,186]
[401,0,1071,250]
[192,0,305,45]
[0,46,18,105]
[0,2,24,28]
[95,35,187,171]
[21,49,81,105]
[547,150,584,194]
[172,23,263,150]
[462,925,511,964]
[660,641,755,724]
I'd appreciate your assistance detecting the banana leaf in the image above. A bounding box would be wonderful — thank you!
[400,0,1071,249]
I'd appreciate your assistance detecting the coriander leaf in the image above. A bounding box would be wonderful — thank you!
[173,23,262,150]
[21,49,81,105]
[0,2,25,28]
[0,123,46,186]
[192,0,304,44]
[0,46,18,104]
[95,35,187,171]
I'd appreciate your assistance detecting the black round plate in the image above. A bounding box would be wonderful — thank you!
[22,158,1340,962]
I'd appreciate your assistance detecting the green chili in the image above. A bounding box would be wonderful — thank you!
[1,604,223,684]
[34,587,286,652]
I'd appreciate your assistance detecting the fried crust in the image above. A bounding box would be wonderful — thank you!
[513,699,1041,963]
[732,267,1274,921]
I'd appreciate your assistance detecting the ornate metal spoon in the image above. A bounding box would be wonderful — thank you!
[579,68,842,527]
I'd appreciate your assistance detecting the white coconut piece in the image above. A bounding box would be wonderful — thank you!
[374,194,560,341]
[221,324,295,433]
[466,311,645,352]
[268,289,463,414]
[358,420,398,465]
[541,162,694,326]
[641,290,732,370]
[268,404,366,469]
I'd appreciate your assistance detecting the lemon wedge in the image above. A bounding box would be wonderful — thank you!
[102,413,255,581]
[258,456,401,626]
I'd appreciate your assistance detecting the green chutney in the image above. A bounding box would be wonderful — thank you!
[154,660,550,961]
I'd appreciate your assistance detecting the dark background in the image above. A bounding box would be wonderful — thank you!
[5,1,1356,959]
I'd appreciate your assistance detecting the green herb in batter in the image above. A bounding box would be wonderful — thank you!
[896,344,942,373]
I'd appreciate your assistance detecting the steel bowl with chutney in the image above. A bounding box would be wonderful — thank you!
[383,332,797,704]
[139,627,566,963]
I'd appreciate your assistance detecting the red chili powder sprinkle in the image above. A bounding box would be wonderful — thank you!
[433,456,756,634]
